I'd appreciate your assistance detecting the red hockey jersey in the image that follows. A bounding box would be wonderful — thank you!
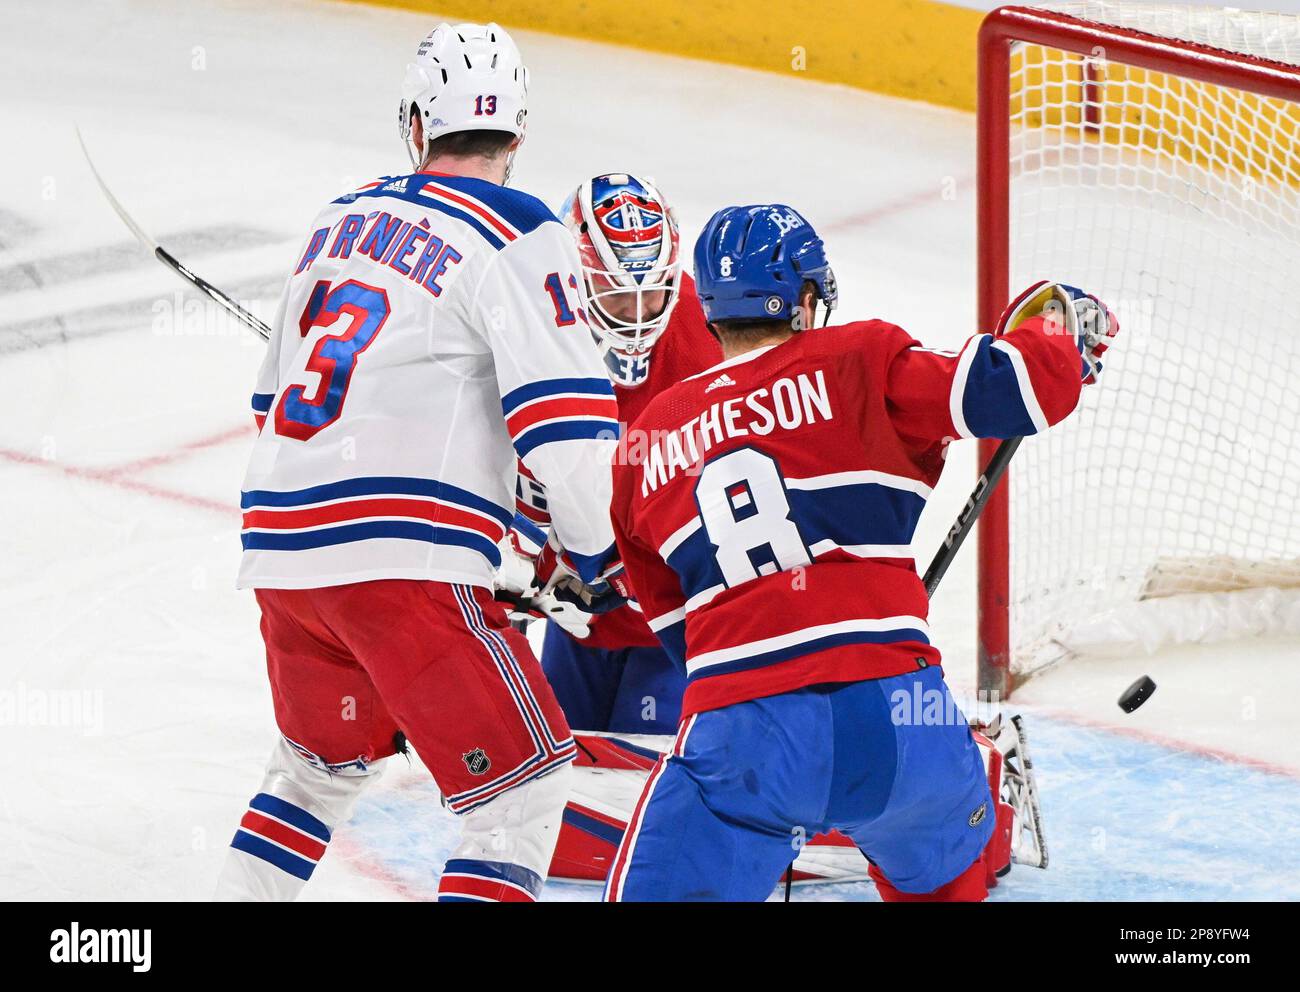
[610,316,1083,718]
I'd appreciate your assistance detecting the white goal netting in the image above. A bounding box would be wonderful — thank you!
[1005,2,1300,677]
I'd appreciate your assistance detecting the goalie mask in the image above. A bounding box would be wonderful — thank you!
[561,174,682,387]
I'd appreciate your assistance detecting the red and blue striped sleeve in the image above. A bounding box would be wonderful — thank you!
[885,314,1083,445]
[500,377,620,459]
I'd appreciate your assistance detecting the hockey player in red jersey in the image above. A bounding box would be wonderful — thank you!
[604,204,1118,901]
[505,174,721,737]
[216,23,622,903]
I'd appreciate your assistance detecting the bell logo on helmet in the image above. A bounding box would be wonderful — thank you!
[693,204,838,327]
[770,207,805,236]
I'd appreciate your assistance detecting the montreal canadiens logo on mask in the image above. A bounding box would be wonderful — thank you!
[592,188,665,267]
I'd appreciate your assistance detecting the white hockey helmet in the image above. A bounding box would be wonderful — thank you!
[398,22,529,171]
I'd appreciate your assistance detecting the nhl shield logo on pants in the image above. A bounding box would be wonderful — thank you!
[462,748,491,776]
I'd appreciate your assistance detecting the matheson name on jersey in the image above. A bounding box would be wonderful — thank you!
[641,369,832,496]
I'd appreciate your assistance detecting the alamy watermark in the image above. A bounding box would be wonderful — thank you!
[0,683,103,736]
[50,923,150,972]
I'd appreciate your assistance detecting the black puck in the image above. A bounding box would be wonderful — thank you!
[1118,675,1156,713]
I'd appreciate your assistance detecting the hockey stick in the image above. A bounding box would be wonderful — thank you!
[921,436,1021,597]
[75,127,272,342]
[918,437,1051,871]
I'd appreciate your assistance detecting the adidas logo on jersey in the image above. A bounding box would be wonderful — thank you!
[705,373,737,393]
[383,177,410,193]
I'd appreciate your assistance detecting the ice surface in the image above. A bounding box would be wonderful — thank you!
[1,0,1295,901]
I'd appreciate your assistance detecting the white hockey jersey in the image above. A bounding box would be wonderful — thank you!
[237,172,620,590]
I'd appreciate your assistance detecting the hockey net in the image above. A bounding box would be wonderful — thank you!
[977,3,1300,691]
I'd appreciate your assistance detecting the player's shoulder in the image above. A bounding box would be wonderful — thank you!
[421,173,562,239]
[676,271,702,310]
[325,172,560,250]
[668,274,708,334]
[801,318,916,357]
[631,343,748,433]
[327,174,407,208]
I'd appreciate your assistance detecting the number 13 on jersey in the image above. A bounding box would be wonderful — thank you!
[275,280,391,441]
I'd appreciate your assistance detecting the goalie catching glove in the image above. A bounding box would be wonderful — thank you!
[998,280,1119,385]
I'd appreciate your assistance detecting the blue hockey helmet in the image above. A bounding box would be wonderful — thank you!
[693,205,837,328]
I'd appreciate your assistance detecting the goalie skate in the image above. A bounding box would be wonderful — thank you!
[974,713,1048,872]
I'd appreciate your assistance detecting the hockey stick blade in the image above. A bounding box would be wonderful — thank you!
[76,126,158,253]
[76,126,272,341]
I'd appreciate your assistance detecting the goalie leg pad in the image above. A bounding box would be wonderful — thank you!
[972,728,1015,886]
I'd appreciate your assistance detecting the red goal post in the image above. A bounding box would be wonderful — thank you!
[976,4,1300,697]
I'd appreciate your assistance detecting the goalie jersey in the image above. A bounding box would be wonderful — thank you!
[610,317,1083,718]
[238,173,619,591]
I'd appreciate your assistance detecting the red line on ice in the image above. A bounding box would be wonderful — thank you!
[328,832,436,901]
[100,424,252,478]
[0,422,251,518]
[1037,705,1300,780]
[823,174,975,234]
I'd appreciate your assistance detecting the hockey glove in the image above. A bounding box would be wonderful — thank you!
[999,281,1120,385]
[535,532,629,618]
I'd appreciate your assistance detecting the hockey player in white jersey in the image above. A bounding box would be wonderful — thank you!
[215,22,622,902]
